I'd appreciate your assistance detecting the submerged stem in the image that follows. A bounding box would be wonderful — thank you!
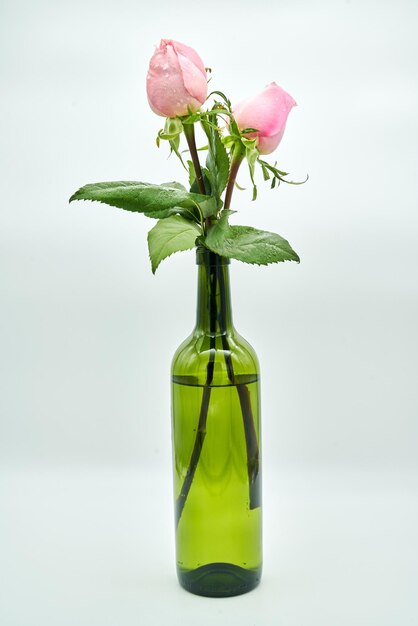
[217,265,261,509]
[175,264,217,526]
[175,261,261,525]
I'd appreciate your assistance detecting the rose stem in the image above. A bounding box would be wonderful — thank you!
[182,122,206,196]
[223,141,245,213]
[175,123,217,526]
[183,121,213,231]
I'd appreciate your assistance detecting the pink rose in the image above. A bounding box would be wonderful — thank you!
[146,39,208,118]
[233,82,296,155]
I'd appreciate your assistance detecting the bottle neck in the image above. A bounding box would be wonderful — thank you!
[195,248,234,335]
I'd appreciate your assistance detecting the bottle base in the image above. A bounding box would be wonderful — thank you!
[177,562,261,598]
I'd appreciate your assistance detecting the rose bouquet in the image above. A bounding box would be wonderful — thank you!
[70,39,304,598]
[70,39,303,270]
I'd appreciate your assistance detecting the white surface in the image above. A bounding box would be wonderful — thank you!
[1,468,417,626]
[1,0,418,623]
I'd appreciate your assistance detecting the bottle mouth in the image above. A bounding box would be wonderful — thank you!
[196,246,230,266]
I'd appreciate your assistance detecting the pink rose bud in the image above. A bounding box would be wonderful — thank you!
[146,39,208,118]
[233,82,296,155]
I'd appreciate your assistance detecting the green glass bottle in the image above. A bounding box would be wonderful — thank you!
[171,247,262,597]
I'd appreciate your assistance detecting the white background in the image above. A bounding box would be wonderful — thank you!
[1,0,417,624]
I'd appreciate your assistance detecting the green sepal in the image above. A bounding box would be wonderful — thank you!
[240,127,260,134]
[222,135,236,148]
[258,158,309,187]
[157,117,183,141]
[156,118,187,169]
[169,135,187,169]
[241,138,259,200]
[207,90,232,109]
[234,181,246,191]
[261,162,270,181]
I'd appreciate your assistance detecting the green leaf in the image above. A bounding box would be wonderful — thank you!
[144,205,200,221]
[205,220,299,265]
[189,167,212,196]
[213,209,236,229]
[160,182,187,191]
[147,215,201,273]
[69,181,208,220]
[199,195,219,218]
[142,182,199,221]
[187,160,195,188]
[201,112,230,202]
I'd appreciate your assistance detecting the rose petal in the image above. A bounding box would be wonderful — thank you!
[176,51,208,103]
[234,83,296,138]
[168,39,206,77]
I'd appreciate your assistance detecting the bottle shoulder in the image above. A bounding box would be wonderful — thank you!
[171,329,259,384]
